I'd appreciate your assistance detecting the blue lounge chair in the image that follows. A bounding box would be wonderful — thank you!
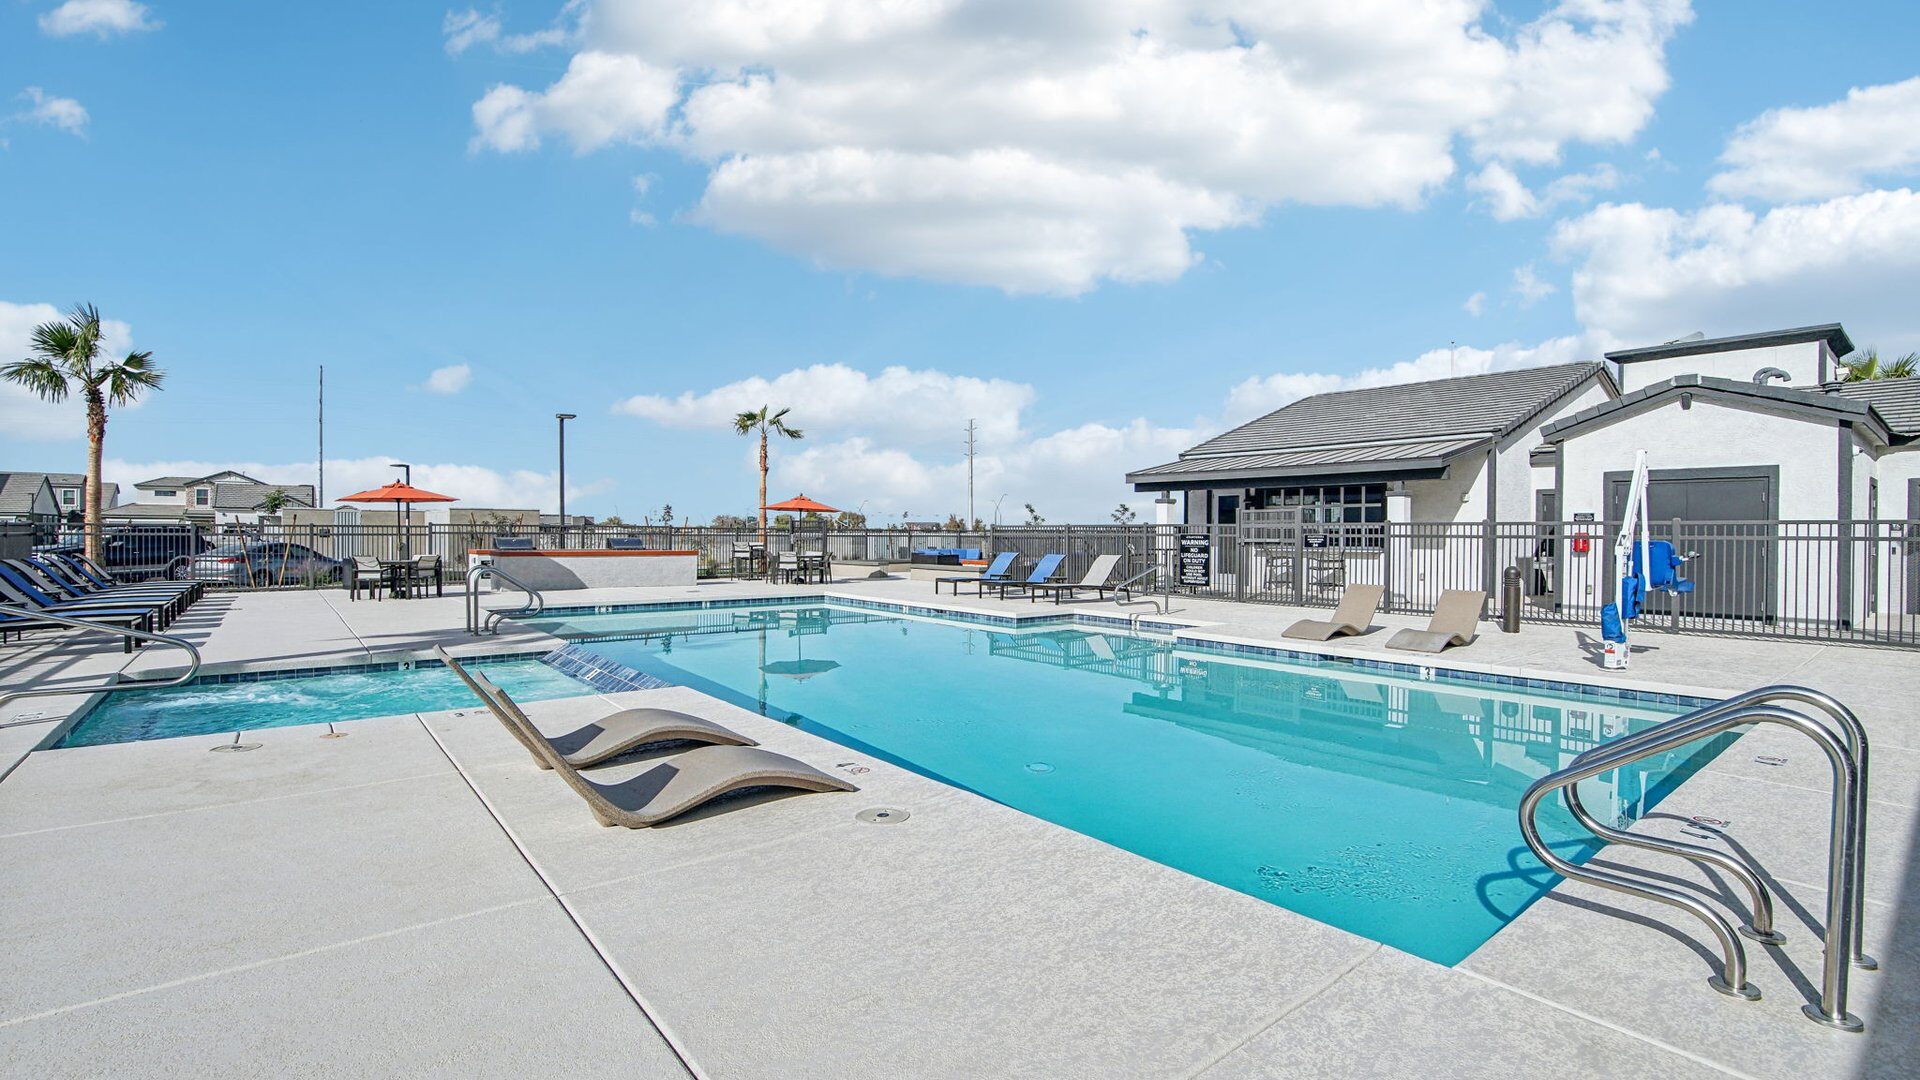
[53,552,201,602]
[982,553,1065,599]
[28,556,197,616]
[937,552,1016,595]
[0,560,175,628]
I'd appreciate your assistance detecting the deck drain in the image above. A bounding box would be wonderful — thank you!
[1753,754,1788,767]
[856,807,910,824]
[211,733,261,753]
[1026,762,1055,774]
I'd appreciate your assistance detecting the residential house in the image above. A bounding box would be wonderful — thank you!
[45,473,119,520]
[0,472,59,523]
[120,471,314,527]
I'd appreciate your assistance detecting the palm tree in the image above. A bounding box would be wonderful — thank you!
[1836,348,1919,382]
[2,304,164,563]
[732,405,803,545]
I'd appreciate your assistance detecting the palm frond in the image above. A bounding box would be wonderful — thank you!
[1887,353,1919,379]
[102,350,166,405]
[0,358,74,401]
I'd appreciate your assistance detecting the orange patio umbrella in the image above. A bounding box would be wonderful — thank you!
[761,494,840,514]
[338,481,457,559]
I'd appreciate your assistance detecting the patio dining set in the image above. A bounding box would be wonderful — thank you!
[731,543,833,584]
[346,554,444,600]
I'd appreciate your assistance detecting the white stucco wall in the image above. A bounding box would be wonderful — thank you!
[1616,341,1830,394]
[1556,397,1843,521]
[1874,448,1920,519]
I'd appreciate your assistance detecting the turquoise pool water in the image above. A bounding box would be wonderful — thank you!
[537,603,1725,965]
[58,658,592,748]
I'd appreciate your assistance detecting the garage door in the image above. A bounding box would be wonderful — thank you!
[1605,469,1775,621]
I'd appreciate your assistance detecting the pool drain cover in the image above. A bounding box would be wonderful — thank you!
[1026,762,1055,774]
[211,743,261,753]
[856,807,910,824]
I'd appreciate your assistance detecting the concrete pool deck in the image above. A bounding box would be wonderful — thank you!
[1,577,1915,1077]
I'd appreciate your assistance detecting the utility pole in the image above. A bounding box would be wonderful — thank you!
[965,419,977,529]
[317,366,325,507]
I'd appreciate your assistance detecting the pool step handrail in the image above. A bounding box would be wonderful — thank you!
[465,563,545,635]
[1518,687,1871,1031]
[0,603,202,715]
[1113,558,1168,615]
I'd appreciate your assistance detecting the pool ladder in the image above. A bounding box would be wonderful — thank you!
[0,604,203,722]
[1519,685,1874,1031]
[465,564,545,635]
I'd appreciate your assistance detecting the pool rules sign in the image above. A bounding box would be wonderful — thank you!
[1178,534,1211,587]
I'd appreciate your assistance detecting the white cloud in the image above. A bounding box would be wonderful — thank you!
[1711,77,1920,202]
[465,0,1691,294]
[0,300,139,440]
[422,363,473,394]
[1553,189,1920,351]
[102,457,609,513]
[1223,335,1597,423]
[1511,263,1558,306]
[38,0,160,37]
[614,362,1035,448]
[1467,162,1620,220]
[443,6,572,56]
[471,50,677,153]
[1463,291,1487,316]
[15,87,89,135]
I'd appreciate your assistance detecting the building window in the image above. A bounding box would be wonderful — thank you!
[61,489,76,506]
[154,489,176,497]
[194,488,210,506]
[1252,484,1388,524]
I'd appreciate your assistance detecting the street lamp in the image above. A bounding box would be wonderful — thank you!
[556,414,576,547]
[390,463,411,558]
[991,492,1009,527]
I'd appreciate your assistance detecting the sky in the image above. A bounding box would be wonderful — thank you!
[3,1,1919,525]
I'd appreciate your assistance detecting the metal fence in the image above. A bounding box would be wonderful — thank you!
[15,516,1918,647]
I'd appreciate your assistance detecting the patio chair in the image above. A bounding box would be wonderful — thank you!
[1283,584,1385,641]
[731,543,755,577]
[773,550,802,584]
[26,555,197,620]
[981,553,1066,599]
[460,679,856,828]
[347,556,385,602]
[0,564,162,648]
[1385,590,1485,654]
[936,551,1015,595]
[1026,554,1125,604]
[409,554,443,598]
[51,553,202,604]
[435,647,758,768]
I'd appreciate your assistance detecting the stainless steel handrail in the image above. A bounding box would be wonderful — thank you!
[1567,685,1873,970]
[0,604,203,714]
[465,564,545,635]
[1519,699,1867,1031]
[1113,563,1167,614]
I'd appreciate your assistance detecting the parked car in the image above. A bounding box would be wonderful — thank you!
[180,542,343,587]
[103,527,211,577]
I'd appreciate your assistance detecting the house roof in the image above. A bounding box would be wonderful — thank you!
[43,473,119,502]
[213,482,316,511]
[101,502,192,520]
[1541,374,1895,445]
[0,473,56,515]
[1603,324,1854,365]
[135,470,264,490]
[1826,379,1920,439]
[1128,362,1608,488]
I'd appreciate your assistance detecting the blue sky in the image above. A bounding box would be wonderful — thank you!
[4,1,1918,523]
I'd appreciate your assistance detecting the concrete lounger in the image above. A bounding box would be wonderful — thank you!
[1283,584,1385,641]
[434,646,757,768]
[1385,589,1485,654]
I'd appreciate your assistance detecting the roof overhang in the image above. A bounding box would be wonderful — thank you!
[1127,436,1489,492]
[1604,324,1854,364]
[1541,374,1893,446]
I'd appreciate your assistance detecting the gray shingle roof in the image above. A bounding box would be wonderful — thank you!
[101,502,192,520]
[0,473,55,515]
[136,475,200,489]
[1827,379,1920,438]
[212,482,316,511]
[1178,363,1607,458]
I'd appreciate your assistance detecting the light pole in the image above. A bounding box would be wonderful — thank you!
[390,462,411,558]
[991,492,1009,527]
[556,413,575,547]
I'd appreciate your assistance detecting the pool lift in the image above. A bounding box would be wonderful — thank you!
[1599,450,1694,670]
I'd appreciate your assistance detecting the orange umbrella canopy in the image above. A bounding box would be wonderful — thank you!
[337,482,458,504]
[762,494,839,514]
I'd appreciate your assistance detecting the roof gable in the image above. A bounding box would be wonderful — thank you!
[0,473,57,515]
[1542,374,1892,444]
[1604,324,1853,364]
[1826,378,1920,439]
[1178,362,1608,460]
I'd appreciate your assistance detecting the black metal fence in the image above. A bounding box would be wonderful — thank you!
[16,516,1917,647]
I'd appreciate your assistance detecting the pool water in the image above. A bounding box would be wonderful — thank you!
[59,658,592,748]
[540,603,1726,965]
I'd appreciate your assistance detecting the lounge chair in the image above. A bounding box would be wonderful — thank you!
[460,676,856,828]
[981,553,1065,599]
[936,551,1016,595]
[434,646,757,768]
[24,556,196,620]
[1283,584,1385,641]
[50,553,201,603]
[1026,554,1124,604]
[1385,590,1485,653]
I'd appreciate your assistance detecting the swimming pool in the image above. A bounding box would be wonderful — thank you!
[535,602,1727,964]
[58,657,593,748]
